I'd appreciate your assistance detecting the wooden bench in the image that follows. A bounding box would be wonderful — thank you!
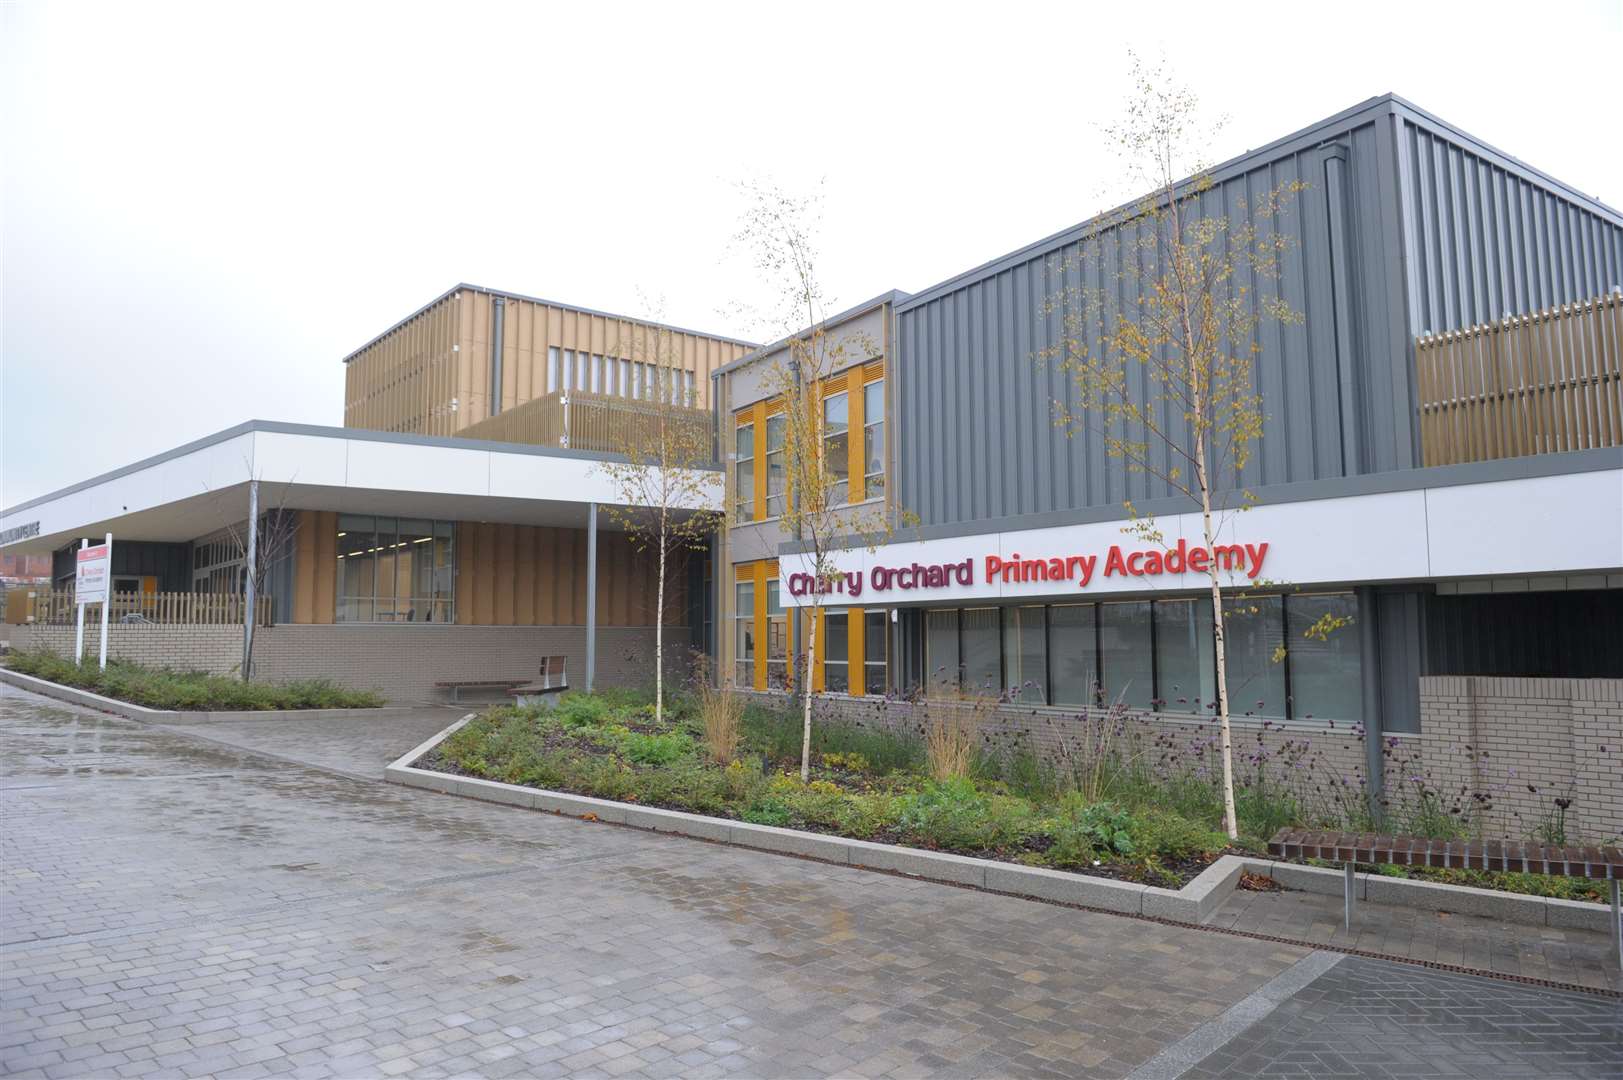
[1269,828,1623,965]
[508,655,569,708]
[433,678,527,704]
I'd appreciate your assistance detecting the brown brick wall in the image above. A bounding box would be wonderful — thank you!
[1418,676,1623,842]
[10,622,690,704]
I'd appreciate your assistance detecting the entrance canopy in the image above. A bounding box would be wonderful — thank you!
[0,420,723,555]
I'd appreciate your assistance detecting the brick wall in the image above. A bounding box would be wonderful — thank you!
[10,622,690,704]
[1419,676,1623,842]
[740,690,1399,811]
[11,624,244,674]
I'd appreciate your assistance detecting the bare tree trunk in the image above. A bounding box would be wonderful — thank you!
[800,602,817,782]
[655,536,666,725]
[1195,434,1239,840]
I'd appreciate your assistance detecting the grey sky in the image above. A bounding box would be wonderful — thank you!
[4,0,1619,508]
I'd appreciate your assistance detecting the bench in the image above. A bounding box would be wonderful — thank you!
[508,655,569,708]
[433,678,527,704]
[1269,828,1623,966]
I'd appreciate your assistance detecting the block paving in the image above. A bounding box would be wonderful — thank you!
[2,682,1618,1078]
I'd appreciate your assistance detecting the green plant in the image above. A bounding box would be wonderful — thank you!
[696,678,745,764]
[924,694,986,781]
[896,778,1034,852]
[4,650,383,711]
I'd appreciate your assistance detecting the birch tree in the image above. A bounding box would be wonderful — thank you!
[1043,56,1305,839]
[597,324,721,725]
[734,181,895,781]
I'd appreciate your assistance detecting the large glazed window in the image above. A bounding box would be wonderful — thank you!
[1002,606,1047,704]
[1098,601,1153,709]
[960,608,1001,695]
[734,580,755,687]
[823,392,849,506]
[765,577,788,688]
[1155,598,1216,713]
[862,379,884,500]
[823,610,850,693]
[734,422,755,523]
[765,414,788,518]
[1286,592,1362,723]
[336,516,454,623]
[925,609,960,696]
[1049,604,1097,706]
[863,609,887,694]
[1222,595,1287,719]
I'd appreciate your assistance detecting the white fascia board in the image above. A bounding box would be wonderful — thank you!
[781,470,1621,607]
[2,428,724,551]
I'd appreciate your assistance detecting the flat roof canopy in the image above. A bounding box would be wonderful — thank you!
[0,421,722,555]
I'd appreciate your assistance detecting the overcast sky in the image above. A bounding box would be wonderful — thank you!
[4,0,1619,508]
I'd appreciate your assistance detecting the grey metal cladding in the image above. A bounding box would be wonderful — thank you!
[893,97,1623,530]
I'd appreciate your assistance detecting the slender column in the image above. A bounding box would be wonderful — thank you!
[243,480,259,680]
[1357,586,1385,823]
[74,538,87,663]
[585,502,597,692]
[97,532,112,670]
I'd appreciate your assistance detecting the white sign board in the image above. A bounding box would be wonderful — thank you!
[75,543,111,604]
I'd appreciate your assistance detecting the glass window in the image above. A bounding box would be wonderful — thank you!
[823,610,849,693]
[1224,595,1286,719]
[1286,593,1362,723]
[1049,604,1097,705]
[1002,606,1047,704]
[734,422,756,523]
[561,350,575,392]
[823,392,849,506]
[765,414,787,517]
[547,347,559,394]
[863,609,887,695]
[336,514,455,623]
[863,379,884,500]
[619,358,630,397]
[734,580,755,687]
[684,370,696,406]
[961,608,1000,696]
[1155,597,1216,714]
[765,577,787,688]
[925,608,959,697]
[1098,601,1153,709]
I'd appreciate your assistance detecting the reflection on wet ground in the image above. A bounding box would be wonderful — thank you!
[2,683,1616,1080]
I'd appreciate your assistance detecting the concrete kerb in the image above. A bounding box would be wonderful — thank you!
[388,713,1617,934]
[387,713,1257,923]
[0,665,419,725]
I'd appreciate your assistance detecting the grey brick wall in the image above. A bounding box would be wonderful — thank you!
[10,622,690,704]
[1419,676,1623,842]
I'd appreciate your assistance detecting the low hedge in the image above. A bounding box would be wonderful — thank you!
[4,649,384,711]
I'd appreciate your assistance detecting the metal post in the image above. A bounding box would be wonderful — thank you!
[74,538,87,663]
[1611,878,1621,971]
[243,480,259,680]
[97,533,111,670]
[585,502,597,692]
[1344,862,1357,931]
[1358,586,1384,824]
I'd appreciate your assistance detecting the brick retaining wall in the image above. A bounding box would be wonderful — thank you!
[1418,676,1622,842]
[10,623,689,703]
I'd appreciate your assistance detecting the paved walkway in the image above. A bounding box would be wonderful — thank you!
[2,683,1619,1079]
[154,705,468,780]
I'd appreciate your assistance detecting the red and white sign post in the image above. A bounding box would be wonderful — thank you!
[74,535,113,669]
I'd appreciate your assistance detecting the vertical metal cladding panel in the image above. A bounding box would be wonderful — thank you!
[895,119,1380,528]
[1397,109,1623,338]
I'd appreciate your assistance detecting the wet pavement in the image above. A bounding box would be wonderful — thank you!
[2,683,1619,1079]
[152,706,468,781]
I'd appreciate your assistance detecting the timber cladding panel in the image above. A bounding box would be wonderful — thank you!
[453,522,684,628]
[291,510,338,624]
[343,286,753,437]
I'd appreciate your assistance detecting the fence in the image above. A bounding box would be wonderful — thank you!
[16,589,273,627]
[1415,291,1622,467]
[458,390,713,455]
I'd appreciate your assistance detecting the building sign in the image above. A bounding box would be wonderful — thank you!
[75,543,112,604]
[0,521,40,546]
[788,540,1269,600]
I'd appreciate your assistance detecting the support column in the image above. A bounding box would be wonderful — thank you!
[243,479,259,681]
[1358,586,1384,823]
[585,502,597,692]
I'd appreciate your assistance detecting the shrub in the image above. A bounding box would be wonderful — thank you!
[896,778,1035,852]
[4,650,382,710]
[697,681,744,764]
[924,695,986,781]
[741,703,924,775]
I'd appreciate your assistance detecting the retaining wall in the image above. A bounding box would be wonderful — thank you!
[10,623,689,703]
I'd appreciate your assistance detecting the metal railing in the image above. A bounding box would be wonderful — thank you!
[459,391,713,455]
[1416,292,1621,467]
[17,589,272,627]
